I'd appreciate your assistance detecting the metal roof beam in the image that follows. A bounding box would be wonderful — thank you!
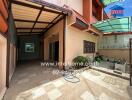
[14,19,53,24]
[26,0,72,15]
[12,0,64,15]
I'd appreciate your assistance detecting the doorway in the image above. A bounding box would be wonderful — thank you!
[18,35,41,61]
[49,41,59,62]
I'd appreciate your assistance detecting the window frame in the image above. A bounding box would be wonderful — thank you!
[83,40,95,53]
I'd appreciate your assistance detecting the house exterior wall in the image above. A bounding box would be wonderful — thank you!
[83,0,104,24]
[46,0,104,20]
[64,0,100,63]
[43,17,98,66]
[83,0,92,23]
[8,11,17,82]
[44,0,100,66]
[0,0,8,99]
[46,0,83,15]
[9,43,16,81]
[0,0,8,19]
[0,15,8,33]
[65,25,98,64]
[44,19,64,68]
[66,0,83,15]
[0,33,7,100]
[0,0,8,33]
[44,35,59,60]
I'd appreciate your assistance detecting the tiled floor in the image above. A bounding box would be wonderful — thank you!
[3,61,132,100]
[3,61,61,100]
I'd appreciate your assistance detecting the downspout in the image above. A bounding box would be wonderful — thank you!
[63,15,66,70]
[6,1,12,88]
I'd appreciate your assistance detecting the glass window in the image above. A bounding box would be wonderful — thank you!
[25,43,34,53]
[84,40,95,53]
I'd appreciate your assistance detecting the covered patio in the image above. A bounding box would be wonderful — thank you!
[10,0,71,67]
[3,0,72,99]
[12,0,71,36]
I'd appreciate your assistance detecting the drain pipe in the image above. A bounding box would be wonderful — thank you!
[63,15,66,71]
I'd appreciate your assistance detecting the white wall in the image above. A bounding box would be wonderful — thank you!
[98,34,132,62]
[65,26,98,63]
[9,43,16,81]
[98,35,132,49]
[0,34,7,100]
[66,0,83,15]
[44,0,83,15]
[44,19,64,67]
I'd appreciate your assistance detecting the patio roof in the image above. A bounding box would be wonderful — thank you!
[92,17,132,33]
[11,0,72,35]
[100,0,120,6]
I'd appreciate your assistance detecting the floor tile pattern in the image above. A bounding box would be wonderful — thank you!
[3,61,132,100]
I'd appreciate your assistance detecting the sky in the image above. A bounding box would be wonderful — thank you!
[104,0,132,17]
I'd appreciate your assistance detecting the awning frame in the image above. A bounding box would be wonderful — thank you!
[100,0,120,7]
[92,17,132,33]
[11,0,72,35]
[27,0,72,15]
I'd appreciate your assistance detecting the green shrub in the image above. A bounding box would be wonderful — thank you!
[73,56,89,69]
[94,56,103,63]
